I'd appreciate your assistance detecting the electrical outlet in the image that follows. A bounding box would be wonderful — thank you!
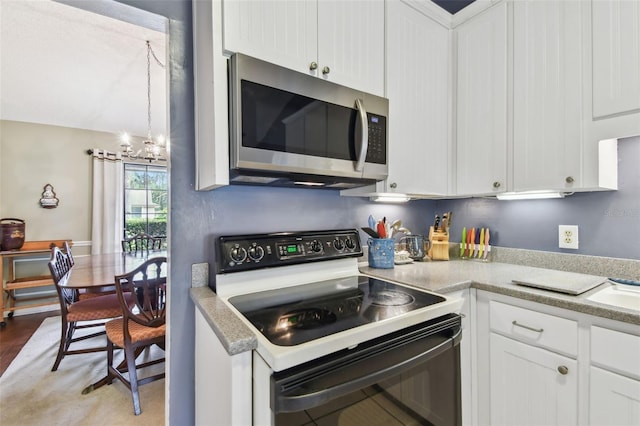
[559,225,579,249]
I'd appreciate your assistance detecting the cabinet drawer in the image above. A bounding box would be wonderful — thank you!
[489,300,578,357]
[591,326,640,379]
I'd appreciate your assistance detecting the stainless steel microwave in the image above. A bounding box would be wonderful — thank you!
[228,54,389,189]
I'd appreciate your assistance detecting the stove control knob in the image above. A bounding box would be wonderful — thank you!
[310,240,323,253]
[229,246,247,263]
[344,237,356,250]
[333,238,345,251]
[248,245,264,261]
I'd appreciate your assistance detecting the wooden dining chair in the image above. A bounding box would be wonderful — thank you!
[103,256,167,415]
[62,241,116,300]
[47,246,134,371]
[121,232,164,254]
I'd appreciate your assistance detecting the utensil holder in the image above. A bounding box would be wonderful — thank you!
[368,238,394,269]
[460,242,492,261]
[428,226,449,261]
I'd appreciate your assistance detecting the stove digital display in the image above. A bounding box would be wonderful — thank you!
[286,245,298,254]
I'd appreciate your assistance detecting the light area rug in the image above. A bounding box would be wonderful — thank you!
[0,316,164,425]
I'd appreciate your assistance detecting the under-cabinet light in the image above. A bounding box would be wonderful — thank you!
[496,191,566,201]
[294,181,325,187]
[370,194,411,203]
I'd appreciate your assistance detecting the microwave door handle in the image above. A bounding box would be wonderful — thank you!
[354,98,368,173]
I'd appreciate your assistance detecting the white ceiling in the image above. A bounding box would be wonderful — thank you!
[0,0,167,138]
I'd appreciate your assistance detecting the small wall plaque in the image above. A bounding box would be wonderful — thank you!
[40,184,59,209]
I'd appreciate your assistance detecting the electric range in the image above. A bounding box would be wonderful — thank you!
[214,229,462,372]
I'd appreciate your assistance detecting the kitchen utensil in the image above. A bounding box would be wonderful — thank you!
[368,215,376,230]
[478,228,485,259]
[466,228,473,257]
[376,221,387,238]
[400,235,431,261]
[397,227,411,235]
[362,227,379,238]
[483,228,490,259]
[433,215,440,231]
[460,227,467,257]
[390,219,402,237]
[471,228,477,257]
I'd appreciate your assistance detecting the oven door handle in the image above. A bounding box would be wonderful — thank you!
[272,326,462,414]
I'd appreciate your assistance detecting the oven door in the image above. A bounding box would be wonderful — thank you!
[271,314,462,426]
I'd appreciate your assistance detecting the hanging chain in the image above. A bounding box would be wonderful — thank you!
[145,41,166,146]
[146,41,152,141]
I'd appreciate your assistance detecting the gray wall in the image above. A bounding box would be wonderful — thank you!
[119,1,638,422]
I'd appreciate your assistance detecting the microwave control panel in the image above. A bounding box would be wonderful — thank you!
[365,113,387,164]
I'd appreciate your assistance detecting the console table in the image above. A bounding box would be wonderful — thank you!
[1,240,72,326]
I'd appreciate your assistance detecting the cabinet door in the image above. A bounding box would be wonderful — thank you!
[512,0,583,192]
[589,366,640,426]
[490,333,578,426]
[317,0,385,96]
[455,2,508,196]
[386,1,451,195]
[592,0,640,120]
[222,0,318,75]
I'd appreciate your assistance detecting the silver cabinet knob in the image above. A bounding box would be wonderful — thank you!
[322,66,330,75]
[565,176,574,184]
[493,181,501,189]
[557,365,569,375]
[390,182,397,189]
[309,61,318,71]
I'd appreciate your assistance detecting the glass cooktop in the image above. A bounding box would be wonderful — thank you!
[228,275,445,346]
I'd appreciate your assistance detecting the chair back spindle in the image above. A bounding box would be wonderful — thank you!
[114,256,166,330]
[121,232,165,254]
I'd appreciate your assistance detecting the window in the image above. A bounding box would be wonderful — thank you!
[123,163,167,238]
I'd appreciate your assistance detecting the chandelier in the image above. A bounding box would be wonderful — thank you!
[120,40,167,161]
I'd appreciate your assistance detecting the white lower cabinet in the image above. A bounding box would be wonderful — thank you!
[490,333,578,425]
[589,366,640,426]
[589,325,640,425]
[474,291,640,426]
[484,297,579,425]
[195,308,252,426]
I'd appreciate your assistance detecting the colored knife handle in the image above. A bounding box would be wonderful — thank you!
[460,227,466,257]
[478,228,485,258]
[483,228,490,259]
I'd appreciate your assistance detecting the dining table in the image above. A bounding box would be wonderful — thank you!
[62,250,167,290]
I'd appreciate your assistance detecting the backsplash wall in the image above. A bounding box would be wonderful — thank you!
[432,136,639,260]
[205,136,638,262]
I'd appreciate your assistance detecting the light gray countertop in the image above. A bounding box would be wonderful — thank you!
[191,257,640,356]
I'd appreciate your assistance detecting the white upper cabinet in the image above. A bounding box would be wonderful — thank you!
[582,0,639,190]
[455,2,508,196]
[591,0,640,120]
[222,0,384,96]
[385,0,451,196]
[512,0,584,192]
[316,0,385,96]
[222,0,317,74]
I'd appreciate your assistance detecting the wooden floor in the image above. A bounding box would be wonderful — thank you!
[0,311,60,377]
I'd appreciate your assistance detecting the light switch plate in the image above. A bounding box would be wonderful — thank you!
[559,225,579,249]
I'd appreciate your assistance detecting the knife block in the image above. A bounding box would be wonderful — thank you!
[428,226,449,261]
